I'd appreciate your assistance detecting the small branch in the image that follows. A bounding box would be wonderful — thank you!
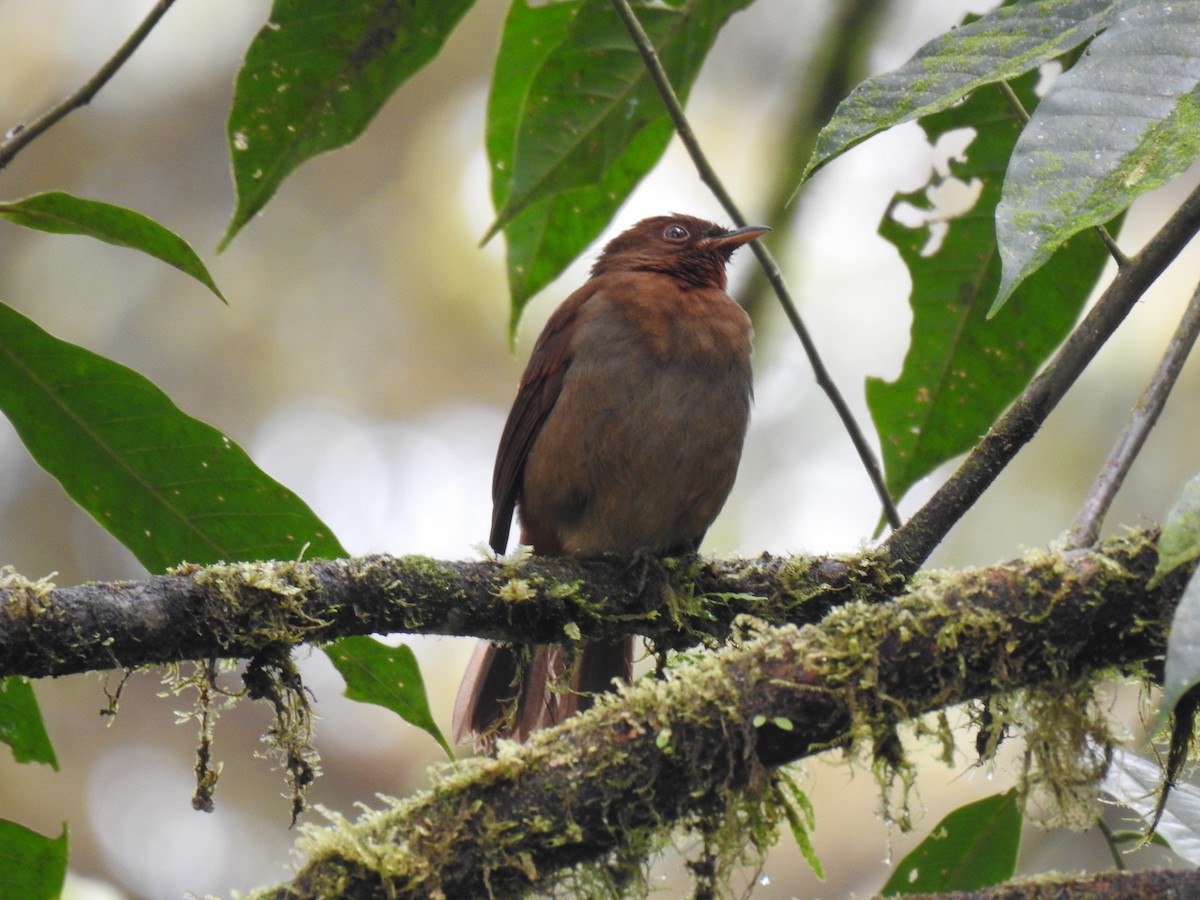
[608,0,902,532]
[247,531,1183,899]
[0,0,179,171]
[1066,278,1200,548]
[885,176,1200,573]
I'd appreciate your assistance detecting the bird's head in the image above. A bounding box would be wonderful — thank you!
[591,214,770,290]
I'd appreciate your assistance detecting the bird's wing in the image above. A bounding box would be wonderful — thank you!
[489,283,598,554]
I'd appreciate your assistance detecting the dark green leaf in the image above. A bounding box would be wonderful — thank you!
[0,192,224,302]
[223,0,475,247]
[0,676,57,769]
[0,820,68,900]
[995,2,1200,311]
[487,0,754,334]
[868,74,1114,503]
[802,0,1115,183]
[881,790,1021,895]
[0,301,344,571]
[326,636,453,759]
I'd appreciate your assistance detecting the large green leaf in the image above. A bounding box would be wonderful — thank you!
[881,790,1021,895]
[0,676,57,769]
[0,820,67,900]
[222,0,475,247]
[0,192,224,302]
[801,0,1115,184]
[0,301,343,571]
[487,0,754,334]
[867,73,1113,504]
[995,1,1200,311]
[327,636,452,758]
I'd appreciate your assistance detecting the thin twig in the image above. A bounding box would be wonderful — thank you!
[885,177,1200,573]
[0,0,179,172]
[609,0,902,531]
[1066,278,1200,548]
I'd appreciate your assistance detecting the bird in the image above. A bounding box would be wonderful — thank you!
[453,213,768,749]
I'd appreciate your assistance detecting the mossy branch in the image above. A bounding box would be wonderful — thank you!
[237,531,1183,899]
[0,553,883,679]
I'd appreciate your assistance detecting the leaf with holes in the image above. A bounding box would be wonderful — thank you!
[868,72,1114,505]
[801,0,1115,184]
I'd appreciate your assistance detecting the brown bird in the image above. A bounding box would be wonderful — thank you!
[453,213,768,748]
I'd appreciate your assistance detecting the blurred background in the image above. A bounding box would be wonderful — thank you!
[1,0,1198,897]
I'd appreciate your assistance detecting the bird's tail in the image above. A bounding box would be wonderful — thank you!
[452,636,633,751]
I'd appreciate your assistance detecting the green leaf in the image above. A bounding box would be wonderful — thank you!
[801,0,1115,184]
[0,677,57,769]
[0,192,224,302]
[994,2,1200,312]
[881,789,1022,895]
[1154,474,1200,585]
[486,0,754,335]
[1158,568,1200,730]
[868,73,1113,504]
[326,636,453,759]
[776,771,825,880]
[0,820,68,900]
[222,0,475,248]
[0,301,344,571]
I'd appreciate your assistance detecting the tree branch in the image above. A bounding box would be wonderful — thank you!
[1066,277,1200,548]
[0,554,880,679]
[0,0,179,171]
[241,530,1184,899]
[885,176,1200,573]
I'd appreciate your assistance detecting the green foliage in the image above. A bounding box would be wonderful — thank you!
[995,2,1200,310]
[0,301,343,572]
[882,790,1022,895]
[801,0,1117,183]
[0,192,224,301]
[0,676,57,769]
[3,0,1200,896]
[486,0,755,337]
[0,820,67,900]
[867,72,1113,503]
[327,636,453,758]
[223,0,476,247]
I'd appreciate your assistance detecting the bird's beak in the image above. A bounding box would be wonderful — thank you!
[701,224,771,250]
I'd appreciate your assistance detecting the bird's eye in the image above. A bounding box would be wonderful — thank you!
[664,224,689,241]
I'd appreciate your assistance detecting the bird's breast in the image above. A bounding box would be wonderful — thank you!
[580,273,753,367]
[517,277,753,556]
